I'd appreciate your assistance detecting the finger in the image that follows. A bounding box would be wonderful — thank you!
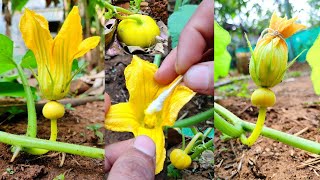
[107,136,156,180]
[104,138,135,172]
[105,93,111,114]
[183,61,213,95]
[176,0,214,74]
[154,47,179,85]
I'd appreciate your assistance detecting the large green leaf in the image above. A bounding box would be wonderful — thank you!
[306,34,320,95]
[0,82,36,98]
[168,5,198,48]
[21,50,37,69]
[11,0,29,12]
[0,34,15,74]
[214,22,231,81]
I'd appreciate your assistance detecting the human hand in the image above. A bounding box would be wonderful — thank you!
[154,0,214,95]
[104,94,156,180]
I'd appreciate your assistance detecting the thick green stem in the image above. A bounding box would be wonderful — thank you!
[173,108,213,128]
[174,0,182,11]
[101,0,133,15]
[25,118,58,155]
[153,54,162,67]
[16,64,37,137]
[184,132,202,154]
[190,140,213,159]
[114,13,143,24]
[214,111,243,137]
[242,107,267,146]
[214,103,320,154]
[181,128,185,150]
[0,131,104,159]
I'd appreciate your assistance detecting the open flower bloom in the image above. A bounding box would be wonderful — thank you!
[19,6,100,100]
[249,12,306,88]
[105,56,195,174]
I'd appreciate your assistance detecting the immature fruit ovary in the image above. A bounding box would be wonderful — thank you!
[117,14,160,48]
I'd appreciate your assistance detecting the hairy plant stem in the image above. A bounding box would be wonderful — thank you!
[184,132,202,154]
[0,131,104,159]
[242,107,267,146]
[11,63,38,161]
[24,118,58,155]
[173,108,214,128]
[16,64,37,137]
[214,102,320,154]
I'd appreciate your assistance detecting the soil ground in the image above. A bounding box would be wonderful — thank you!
[0,100,105,179]
[214,63,320,179]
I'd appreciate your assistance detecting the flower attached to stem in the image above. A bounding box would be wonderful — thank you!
[19,6,100,100]
[249,12,306,88]
[243,12,306,146]
[105,56,195,174]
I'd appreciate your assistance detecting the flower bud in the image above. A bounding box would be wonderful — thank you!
[249,12,306,88]
[249,37,288,88]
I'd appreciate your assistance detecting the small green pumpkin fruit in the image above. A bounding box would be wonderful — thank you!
[42,101,65,119]
[117,14,160,48]
[251,88,276,107]
[170,149,192,170]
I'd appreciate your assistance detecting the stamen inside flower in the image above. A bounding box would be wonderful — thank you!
[145,76,183,115]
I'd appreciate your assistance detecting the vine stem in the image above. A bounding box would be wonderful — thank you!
[172,108,213,128]
[190,140,213,160]
[184,132,202,154]
[0,131,104,159]
[153,54,162,67]
[24,119,58,155]
[214,102,320,154]
[16,64,37,137]
[11,63,38,161]
[242,107,267,146]
[100,0,134,15]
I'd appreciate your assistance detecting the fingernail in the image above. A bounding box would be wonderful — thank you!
[133,136,156,157]
[184,65,209,91]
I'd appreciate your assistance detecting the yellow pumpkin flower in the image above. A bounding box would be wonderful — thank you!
[105,56,195,174]
[19,6,100,100]
[249,12,306,88]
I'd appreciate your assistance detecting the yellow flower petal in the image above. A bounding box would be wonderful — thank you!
[124,55,165,121]
[52,6,82,68]
[105,103,139,132]
[134,127,165,174]
[19,8,53,70]
[269,12,306,38]
[74,36,101,59]
[161,84,196,126]
[106,56,195,174]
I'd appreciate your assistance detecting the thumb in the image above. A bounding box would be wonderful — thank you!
[183,61,214,95]
[107,136,156,180]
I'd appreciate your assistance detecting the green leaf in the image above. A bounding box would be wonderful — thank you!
[65,103,75,111]
[0,82,36,98]
[11,0,29,12]
[21,50,37,69]
[0,34,15,74]
[168,5,198,48]
[53,174,65,180]
[214,22,231,81]
[0,74,19,82]
[306,34,320,95]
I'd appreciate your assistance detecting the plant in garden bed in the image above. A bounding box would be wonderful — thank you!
[214,13,320,156]
[0,6,106,161]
